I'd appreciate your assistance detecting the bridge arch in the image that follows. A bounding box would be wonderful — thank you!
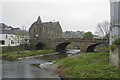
[56,42,81,52]
[36,43,44,50]
[56,42,71,52]
[86,43,103,52]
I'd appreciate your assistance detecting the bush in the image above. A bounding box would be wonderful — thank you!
[112,38,120,45]
[110,45,115,52]
[110,38,120,51]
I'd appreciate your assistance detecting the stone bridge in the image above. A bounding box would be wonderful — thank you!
[33,38,108,52]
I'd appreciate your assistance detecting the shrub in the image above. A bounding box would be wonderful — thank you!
[110,44,115,52]
[112,38,120,45]
[110,38,120,51]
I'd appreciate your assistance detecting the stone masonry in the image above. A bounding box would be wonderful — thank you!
[29,16,62,44]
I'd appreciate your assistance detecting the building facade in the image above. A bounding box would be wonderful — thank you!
[29,16,62,41]
[0,23,27,47]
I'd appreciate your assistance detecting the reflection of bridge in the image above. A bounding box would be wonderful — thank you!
[34,38,108,52]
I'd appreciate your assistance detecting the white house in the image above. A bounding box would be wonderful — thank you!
[0,23,25,47]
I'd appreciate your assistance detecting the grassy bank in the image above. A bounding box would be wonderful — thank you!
[0,50,54,61]
[56,52,120,78]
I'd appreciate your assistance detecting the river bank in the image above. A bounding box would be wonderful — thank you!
[2,49,81,78]
[43,52,85,77]
[2,49,119,78]
[1,50,54,61]
[47,52,120,78]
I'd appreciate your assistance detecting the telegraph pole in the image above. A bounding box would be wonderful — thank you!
[109,0,120,67]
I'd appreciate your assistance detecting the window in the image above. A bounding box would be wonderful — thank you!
[11,40,14,44]
[6,35,7,39]
[0,40,5,45]
[17,40,19,43]
[48,31,50,34]
[34,29,36,33]
[52,34,53,38]
[17,36,19,39]
[43,27,44,30]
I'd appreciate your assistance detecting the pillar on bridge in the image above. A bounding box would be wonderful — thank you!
[109,0,120,67]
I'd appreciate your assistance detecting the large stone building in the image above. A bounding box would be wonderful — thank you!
[29,16,62,41]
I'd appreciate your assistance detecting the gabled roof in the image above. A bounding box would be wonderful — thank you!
[0,23,9,28]
[37,16,42,22]
[42,22,58,27]
[1,29,15,34]
[0,23,21,34]
[52,22,58,27]
[12,28,21,30]
[29,16,61,30]
[42,22,50,27]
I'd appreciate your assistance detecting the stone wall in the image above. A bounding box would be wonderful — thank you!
[109,45,120,67]
[29,17,62,43]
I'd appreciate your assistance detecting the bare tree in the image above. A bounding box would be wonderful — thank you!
[21,25,29,35]
[95,21,110,38]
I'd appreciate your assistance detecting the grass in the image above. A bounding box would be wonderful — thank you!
[95,45,109,52]
[56,52,120,78]
[0,50,54,61]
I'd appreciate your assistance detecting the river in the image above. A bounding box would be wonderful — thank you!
[2,49,80,78]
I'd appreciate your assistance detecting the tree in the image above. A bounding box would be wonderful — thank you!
[62,31,85,38]
[95,21,110,38]
[83,32,94,39]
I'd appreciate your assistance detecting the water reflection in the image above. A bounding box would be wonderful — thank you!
[2,59,58,78]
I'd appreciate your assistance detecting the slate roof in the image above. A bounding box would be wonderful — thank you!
[42,22,50,27]
[52,22,58,27]
[0,23,19,34]
[29,16,60,31]
[1,29,15,34]
[12,28,21,30]
[42,22,58,27]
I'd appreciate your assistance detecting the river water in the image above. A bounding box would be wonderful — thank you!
[2,49,80,78]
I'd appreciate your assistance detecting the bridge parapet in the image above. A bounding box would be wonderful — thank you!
[35,38,108,44]
[53,38,108,43]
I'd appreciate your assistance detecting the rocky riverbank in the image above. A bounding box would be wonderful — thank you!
[42,52,85,78]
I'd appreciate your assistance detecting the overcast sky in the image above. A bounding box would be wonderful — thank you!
[0,0,110,33]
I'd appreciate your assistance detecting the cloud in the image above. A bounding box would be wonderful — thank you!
[1,0,110,32]
[0,3,2,22]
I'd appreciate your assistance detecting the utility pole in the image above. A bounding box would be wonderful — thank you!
[109,0,120,67]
